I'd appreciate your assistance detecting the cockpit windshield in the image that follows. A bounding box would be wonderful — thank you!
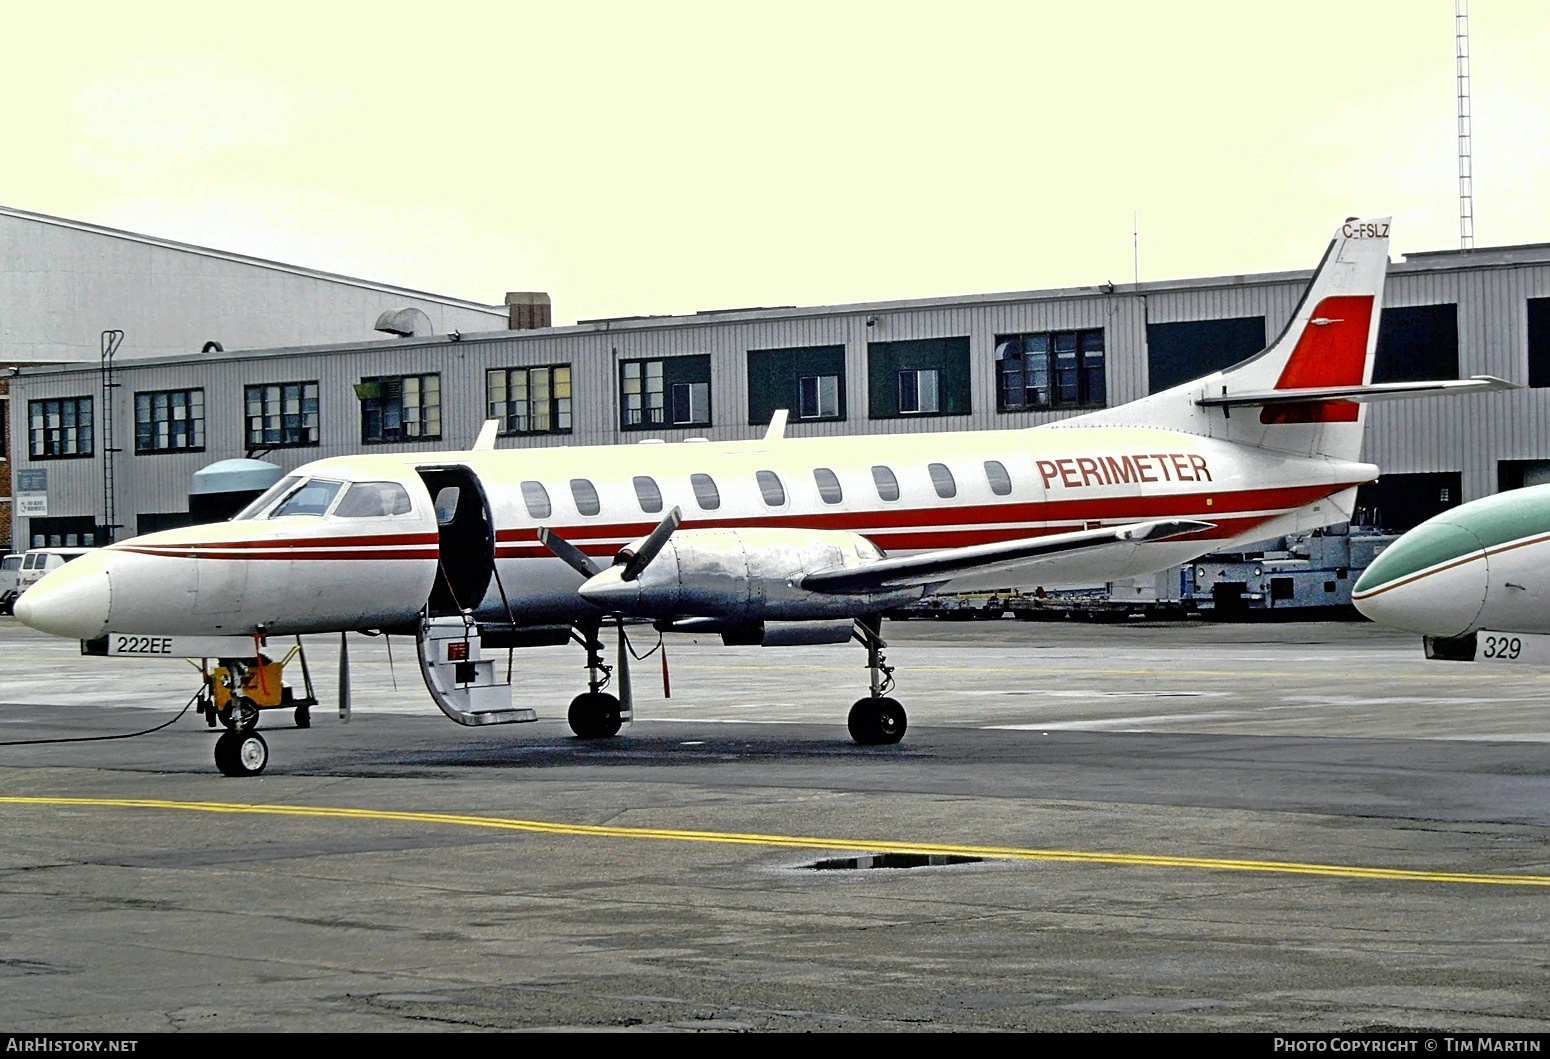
[334,481,413,518]
[232,475,304,521]
[269,479,345,518]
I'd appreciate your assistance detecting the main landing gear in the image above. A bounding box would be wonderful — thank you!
[847,616,906,746]
[567,620,630,739]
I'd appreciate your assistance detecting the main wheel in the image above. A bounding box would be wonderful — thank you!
[214,730,269,777]
[568,692,623,739]
[848,696,908,746]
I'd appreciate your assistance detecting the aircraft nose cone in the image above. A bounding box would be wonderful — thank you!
[14,552,112,640]
[1353,521,1487,637]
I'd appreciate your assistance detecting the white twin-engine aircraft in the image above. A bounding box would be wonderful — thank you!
[14,217,1509,775]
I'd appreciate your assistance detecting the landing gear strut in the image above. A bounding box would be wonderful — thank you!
[848,616,906,746]
[568,621,625,738]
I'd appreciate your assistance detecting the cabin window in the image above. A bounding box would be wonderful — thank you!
[984,460,1013,496]
[244,381,319,448]
[928,463,956,499]
[690,473,721,510]
[871,465,900,502]
[335,482,412,518]
[27,396,94,459]
[814,467,843,504]
[633,476,663,514]
[134,388,205,453]
[570,478,601,516]
[756,470,786,507]
[357,373,441,443]
[487,364,572,435]
[521,481,552,519]
[433,487,461,525]
[270,478,343,518]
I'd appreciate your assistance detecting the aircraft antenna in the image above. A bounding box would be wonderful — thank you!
[1456,0,1475,250]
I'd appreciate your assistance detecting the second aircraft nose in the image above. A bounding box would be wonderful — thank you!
[1352,521,1488,637]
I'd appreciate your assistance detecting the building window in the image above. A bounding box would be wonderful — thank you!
[1146,317,1266,393]
[1374,304,1459,384]
[357,373,441,444]
[487,365,572,435]
[28,397,93,459]
[244,381,318,449]
[1529,298,1550,388]
[867,337,970,419]
[746,344,845,425]
[621,355,711,430]
[134,389,204,453]
[997,329,1106,411]
[898,369,939,414]
[27,515,100,548]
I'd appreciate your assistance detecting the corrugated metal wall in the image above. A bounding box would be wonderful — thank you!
[12,253,1550,548]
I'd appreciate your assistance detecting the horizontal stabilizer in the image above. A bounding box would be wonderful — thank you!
[801,519,1214,595]
[1196,375,1514,409]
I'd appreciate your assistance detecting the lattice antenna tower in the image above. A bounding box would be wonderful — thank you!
[1456,0,1475,249]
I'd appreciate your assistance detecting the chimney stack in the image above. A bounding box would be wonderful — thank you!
[505,292,552,330]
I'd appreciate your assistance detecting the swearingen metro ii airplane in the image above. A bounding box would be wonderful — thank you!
[14,216,1512,776]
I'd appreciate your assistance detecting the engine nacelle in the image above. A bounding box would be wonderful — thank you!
[577,527,920,621]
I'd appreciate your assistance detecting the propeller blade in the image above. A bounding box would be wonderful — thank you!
[615,617,633,716]
[338,631,351,723]
[620,506,682,582]
[539,527,603,577]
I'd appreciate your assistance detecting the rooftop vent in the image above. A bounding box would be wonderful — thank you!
[375,307,434,337]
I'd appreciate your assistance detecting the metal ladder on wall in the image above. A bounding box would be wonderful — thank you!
[100,330,124,545]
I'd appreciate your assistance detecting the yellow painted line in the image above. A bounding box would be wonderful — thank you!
[4,796,1548,887]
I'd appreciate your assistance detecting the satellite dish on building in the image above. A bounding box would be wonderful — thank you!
[374,307,434,337]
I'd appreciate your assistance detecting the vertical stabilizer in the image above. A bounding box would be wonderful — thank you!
[1071,217,1391,462]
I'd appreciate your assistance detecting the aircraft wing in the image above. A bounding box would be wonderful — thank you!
[800,519,1214,595]
[1195,375,1514,409]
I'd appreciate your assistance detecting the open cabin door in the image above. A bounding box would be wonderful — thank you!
[411,465,533,727]
[416,465,496,618]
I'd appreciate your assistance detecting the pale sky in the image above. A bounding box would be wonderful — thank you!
[5,2,1548,325]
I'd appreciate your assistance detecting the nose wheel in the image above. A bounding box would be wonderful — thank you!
[214,730,269,777]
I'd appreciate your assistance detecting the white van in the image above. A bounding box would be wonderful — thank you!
[0,553,23,615]
[14,547,96,599]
